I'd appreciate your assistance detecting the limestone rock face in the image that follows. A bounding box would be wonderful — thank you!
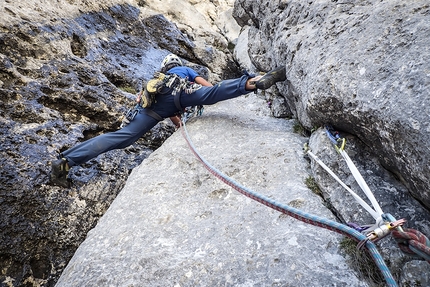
[0,0,238,285]
[232,0,430,284]
[56,95,369,287]
[56,93,430,287]
[232,0,430,210]
[2,0,430,286]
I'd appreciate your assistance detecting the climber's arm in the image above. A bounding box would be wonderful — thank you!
[195,76,213,87]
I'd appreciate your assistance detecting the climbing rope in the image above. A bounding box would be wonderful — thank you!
[310,125,430,263]
[392,228,430,262]
[179,117,398,287]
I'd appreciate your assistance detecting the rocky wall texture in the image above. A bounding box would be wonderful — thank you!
[233,0,430,210]
[0,0,238,285]
[55,94,430,287]
[232,0,430,284]
[56,95,371,287]
[1,0,429,286]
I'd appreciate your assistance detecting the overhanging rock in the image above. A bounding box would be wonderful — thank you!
[56,94,367,286]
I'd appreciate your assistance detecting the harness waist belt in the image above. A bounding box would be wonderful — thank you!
[142,109,163,122]
[174,93,183,111]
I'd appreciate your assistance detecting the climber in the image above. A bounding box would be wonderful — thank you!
[50,53,287,187]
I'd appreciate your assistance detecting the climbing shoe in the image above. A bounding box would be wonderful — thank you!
[255,66,286,90]
[50,158,71,188]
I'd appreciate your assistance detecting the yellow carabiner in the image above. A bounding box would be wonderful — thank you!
[333,138,346,153]
[339,138,346,151]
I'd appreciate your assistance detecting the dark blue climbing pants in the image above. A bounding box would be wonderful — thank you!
[61,75,251,166]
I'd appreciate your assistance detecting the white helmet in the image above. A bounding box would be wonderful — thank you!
[160,53,182,68]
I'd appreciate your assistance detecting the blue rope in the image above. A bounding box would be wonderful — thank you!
[181,120,398,287]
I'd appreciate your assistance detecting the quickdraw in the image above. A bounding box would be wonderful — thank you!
[307,125,430,262]
[120,105,140,128]
[179,115,429,286]
[170,76,202,96]
[179,117,398,287]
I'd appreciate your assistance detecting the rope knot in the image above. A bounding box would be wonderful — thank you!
[392,228,430,262]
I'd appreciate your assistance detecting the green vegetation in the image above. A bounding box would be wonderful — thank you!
[227,41,236,52]
[339,237,385,286]
[119,85,137,94]
[293,120,311,137]
[305,176,322,197]
[293,120,305,134]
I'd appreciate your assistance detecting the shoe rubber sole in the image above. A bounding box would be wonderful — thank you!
[255,66,286,90]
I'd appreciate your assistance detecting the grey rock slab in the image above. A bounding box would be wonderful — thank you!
[233,0,430,210]
[0,0,240,284]
[57,94,367,286]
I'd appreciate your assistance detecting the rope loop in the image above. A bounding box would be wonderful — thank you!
[392,228,430,262]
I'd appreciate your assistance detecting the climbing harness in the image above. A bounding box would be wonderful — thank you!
[179,117,398,287]
[138,72,202,110]
[305,125,430,263]
[120,72,203,128]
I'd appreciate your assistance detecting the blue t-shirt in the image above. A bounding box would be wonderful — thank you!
[167,66,199,82]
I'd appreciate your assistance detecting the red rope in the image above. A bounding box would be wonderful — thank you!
[392,228,430,263]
